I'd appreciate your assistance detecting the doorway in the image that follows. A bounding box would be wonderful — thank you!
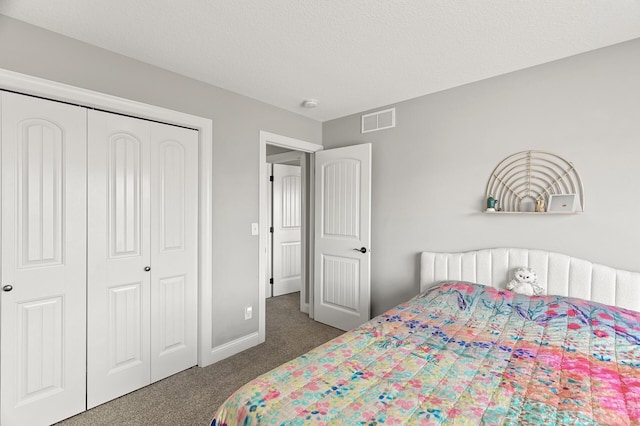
[265,147,307,319]
[266,150,304,299]
[259,133,372,338]
[258,132,322,343]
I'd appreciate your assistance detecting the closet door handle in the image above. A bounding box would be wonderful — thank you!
[2,285,13,292]
[144,266,151,272]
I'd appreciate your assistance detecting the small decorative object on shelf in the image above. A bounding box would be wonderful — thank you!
[547,194,581,212]
[484,150,585,214]
[486,195,497,212]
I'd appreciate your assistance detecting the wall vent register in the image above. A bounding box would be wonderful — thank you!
[361,108,395,133]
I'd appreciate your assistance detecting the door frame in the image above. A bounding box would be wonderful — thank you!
[259,131,322,343]
[0,68,216,367]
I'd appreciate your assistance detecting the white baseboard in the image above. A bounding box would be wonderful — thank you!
[301,302,309,314]
[203,332,262,366]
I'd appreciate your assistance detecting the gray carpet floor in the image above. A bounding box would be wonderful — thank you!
[58,292,343,425]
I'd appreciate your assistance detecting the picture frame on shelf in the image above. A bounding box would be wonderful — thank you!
[547,194,580,212]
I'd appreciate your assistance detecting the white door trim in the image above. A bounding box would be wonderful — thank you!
[259,131,322,343]
[0,68,216,367]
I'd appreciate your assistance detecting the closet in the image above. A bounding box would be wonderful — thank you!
[0,91,198,425]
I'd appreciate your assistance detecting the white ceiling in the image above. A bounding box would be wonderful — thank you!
[2,1,640,122]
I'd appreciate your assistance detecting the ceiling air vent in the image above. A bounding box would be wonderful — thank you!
[361,108,395,133]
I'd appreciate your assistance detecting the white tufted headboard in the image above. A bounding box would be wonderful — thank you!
[420,248,640,312]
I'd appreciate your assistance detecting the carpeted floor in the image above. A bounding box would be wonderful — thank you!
[57,292,343,425]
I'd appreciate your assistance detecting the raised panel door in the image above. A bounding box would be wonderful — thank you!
[87,110,151,408]
[150,123,198,382]
[272,164,302,296]
[314,144,371,331]
[1,91,87,425]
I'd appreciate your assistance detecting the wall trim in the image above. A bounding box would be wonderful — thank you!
[0,68,216,367]
[208,332,261,364]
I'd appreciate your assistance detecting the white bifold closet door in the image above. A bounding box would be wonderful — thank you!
[87,110,198,408]
[0,92,87,425]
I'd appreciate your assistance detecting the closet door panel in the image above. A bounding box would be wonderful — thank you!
[1,92,87,425]
[87,110,151,409]
[150,123,198,382]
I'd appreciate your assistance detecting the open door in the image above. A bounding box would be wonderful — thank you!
[314,144,371,331]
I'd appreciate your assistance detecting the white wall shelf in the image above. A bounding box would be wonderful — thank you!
[484,211,583,215]
[484,150,585,213]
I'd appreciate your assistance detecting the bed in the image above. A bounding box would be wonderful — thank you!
[212,248,640,425]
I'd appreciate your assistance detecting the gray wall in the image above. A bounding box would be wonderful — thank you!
[266,145,295,156]
[0,15,322,346]
[324,38,640,316]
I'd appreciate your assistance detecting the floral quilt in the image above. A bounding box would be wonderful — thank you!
[212,282,640,425]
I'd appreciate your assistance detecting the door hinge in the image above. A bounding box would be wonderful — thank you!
[270,226,274,233]
[269,278,273,284]
[269,175,274,182]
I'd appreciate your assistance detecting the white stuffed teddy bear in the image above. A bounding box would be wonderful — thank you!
[506,267,544,296]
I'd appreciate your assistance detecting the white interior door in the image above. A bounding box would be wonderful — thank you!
[314,144,371,331]
[272,164,302,297]
[87,110,198,407]
[149,121,198,382]
[1,92,87,425]
[87,110,152,408]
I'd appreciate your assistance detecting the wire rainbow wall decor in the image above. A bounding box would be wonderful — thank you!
[485,150,584,213]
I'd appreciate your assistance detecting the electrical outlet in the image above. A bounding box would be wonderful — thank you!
[244,306,252,320]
